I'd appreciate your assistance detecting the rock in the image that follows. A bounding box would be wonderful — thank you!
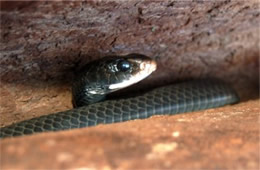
[0,1,259,169]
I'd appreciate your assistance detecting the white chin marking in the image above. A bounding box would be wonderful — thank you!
[108,61,156,90]
[108,72,150,90]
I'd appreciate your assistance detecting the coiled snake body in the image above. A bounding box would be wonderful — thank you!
[0,54,239,138]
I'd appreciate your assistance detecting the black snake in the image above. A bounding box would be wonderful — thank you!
[0,54,239,138]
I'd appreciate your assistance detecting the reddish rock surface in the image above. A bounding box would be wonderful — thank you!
[0,1,259,169]
[0,1,259,126]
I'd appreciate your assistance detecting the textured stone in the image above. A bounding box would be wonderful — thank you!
[0,1,259,169]
[0,1,259,126]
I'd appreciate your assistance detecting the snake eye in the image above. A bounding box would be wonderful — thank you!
[117,60,131,72]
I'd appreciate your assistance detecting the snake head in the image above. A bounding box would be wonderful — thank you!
[72,54,157,107]
[107,53,157,90]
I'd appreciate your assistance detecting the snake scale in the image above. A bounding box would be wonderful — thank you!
[0,54,239,138]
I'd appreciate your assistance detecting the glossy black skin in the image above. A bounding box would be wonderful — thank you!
[0,79,239,138]
[72,54,152,107]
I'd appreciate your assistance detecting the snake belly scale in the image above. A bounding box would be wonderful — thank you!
[0,54,239,138]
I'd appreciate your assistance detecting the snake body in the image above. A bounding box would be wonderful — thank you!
[0,55,239,138]
[0,80,239,138]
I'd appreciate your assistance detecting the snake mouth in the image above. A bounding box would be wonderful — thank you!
[141,59,157,73]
